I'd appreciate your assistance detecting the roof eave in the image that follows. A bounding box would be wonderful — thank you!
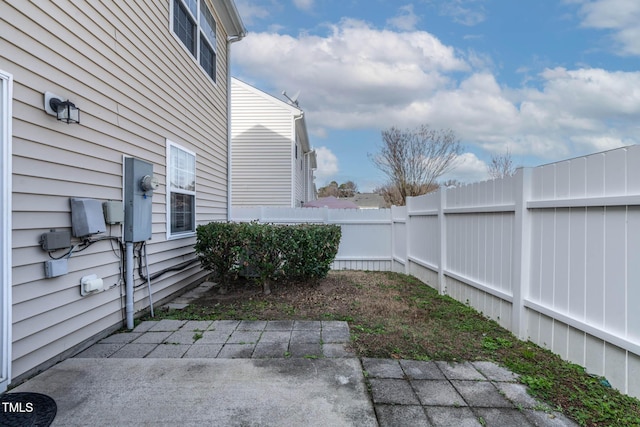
[214,0,247,39]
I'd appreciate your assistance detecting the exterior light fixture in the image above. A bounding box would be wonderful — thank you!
[43,91,81,124]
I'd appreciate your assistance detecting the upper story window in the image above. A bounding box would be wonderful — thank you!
[172,0,217,82]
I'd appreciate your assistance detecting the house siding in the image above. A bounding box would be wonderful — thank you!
[1,0,237,381]
[231,79,294,206]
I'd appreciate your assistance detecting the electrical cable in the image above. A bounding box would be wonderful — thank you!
[136,243,199,283]
[143,242,154,317]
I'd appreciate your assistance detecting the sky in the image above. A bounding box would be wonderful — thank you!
[230,0,640,192]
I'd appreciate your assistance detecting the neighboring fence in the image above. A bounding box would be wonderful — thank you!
[231,206,394,271]
[232,144,640,398]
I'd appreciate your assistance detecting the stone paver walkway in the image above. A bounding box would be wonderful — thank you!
[73,319,578,426]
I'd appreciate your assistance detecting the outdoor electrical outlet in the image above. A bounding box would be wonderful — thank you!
[44,259,68,278]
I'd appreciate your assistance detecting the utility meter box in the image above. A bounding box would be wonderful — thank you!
[124,157,156,242]
[70,198,107,237]
[103,200,124,224]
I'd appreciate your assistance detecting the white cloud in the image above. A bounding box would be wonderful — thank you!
[234,0,272,25]
[233,20,640,167]
[387,4,420,31]
[293,0,314,12]
[233,18,468,127]
[575,0,640,55]
[314,146,339,184]
[439,0,486,26]
[440,152,489,184]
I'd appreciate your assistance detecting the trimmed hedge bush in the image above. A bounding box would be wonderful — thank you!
[195,221,341,294]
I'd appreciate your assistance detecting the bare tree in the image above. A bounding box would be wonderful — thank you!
[369,125,462,205]
[374,182,438,207]
[487,149,516,179]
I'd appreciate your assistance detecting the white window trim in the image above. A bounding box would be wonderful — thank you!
[166,139,197,240]
[169,0,218,84]
[0,69,12,393]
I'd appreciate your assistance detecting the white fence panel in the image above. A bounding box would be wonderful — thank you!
[231,206,393,271]
[391,205,407,271]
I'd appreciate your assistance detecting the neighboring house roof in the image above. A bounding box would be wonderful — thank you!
[231,77,311,154]
[303,196,359,209]
[346,193,386,209]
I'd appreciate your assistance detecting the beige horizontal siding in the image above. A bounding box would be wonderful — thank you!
[3,0,237,381]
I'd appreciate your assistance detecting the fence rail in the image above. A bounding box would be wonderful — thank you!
[232,144,640,399]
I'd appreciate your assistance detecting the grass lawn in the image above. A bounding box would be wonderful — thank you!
[146,270,640,427]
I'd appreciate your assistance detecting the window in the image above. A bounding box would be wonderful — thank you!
[166,140,196,238]
[172,0,217,82]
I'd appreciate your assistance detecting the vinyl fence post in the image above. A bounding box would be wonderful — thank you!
[405,197,411,275]
[511,167,532,340]
[438,188,447,295]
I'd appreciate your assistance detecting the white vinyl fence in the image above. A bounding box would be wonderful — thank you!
[232,144,640,398]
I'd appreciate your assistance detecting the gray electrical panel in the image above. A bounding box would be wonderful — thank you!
[40,230,71,251]
[70,198,107,237]
[124,157,157,242]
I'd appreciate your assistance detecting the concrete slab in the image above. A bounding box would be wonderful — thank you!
[523,409,580,426]
[99,332,142,344]
[495,381,548,409]
[424,406,481,427]
[291,329,321,344]
[288,343,322,358]
[148,319,187,331]
[322,327,351,343]
[264,320,295,330]
[294,320,322,330]
[183,344,222,358]
[182,320,213,331]
[73,343,124,358]
[109,343,157,358]
[146,344,190,358]
[368,379,420,405]
[217,343,255,358]
[9,358,377,427]
[197,329,233,344]
[450,380,514,408]
[375,404,432,426]
[362,358,405,379]
[412,380,467,407]
[238,320,267,331]
[400,360,446,380]
[226,330,261,344]
[436,361,486,381]
[322,343,354,358]
[253,342,289,358]
[260,331,292,343]
[475,407,535,426]
[472,361,520,382]
[165,330,200,345]
[131,331,173,344]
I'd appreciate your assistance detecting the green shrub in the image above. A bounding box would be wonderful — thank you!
[194,221,342,294]
[194,222,242,292]
[282,224,341,281]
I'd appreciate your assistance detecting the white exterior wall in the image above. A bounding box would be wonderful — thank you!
[1,0,240,383]
[231,78,315,207]
[231,79,293,206]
